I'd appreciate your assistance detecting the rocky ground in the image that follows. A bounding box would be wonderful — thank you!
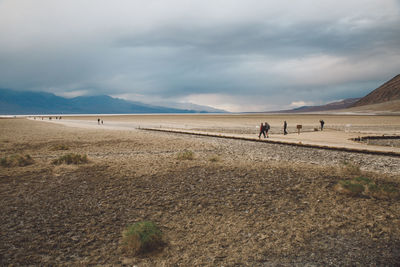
[1,118,400,266]
[361,139,400,148]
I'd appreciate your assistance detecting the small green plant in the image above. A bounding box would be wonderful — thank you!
[338,180,365,196]
[52,144,69,151]
[52,153,88,165]
[122,221,163,255]
[177,150,194,160]
[336,177,399,200]
[341,161,362,176]
[209,155,220,162]
[1,154,34,167]
[0,157,7,167]
[354,176,372,184]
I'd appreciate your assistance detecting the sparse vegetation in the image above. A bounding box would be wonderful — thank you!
[209,155,220,162]
[52,144,69,150]
[0,154,34,167]
[52,153,88,165]
[336,176,399,199]
[341,161,362,176]
[337,179,365,196]
[122,221,164,255]
[177,150,194,160]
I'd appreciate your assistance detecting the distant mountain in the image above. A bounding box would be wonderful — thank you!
[269,98,360,113]
[0,89,221,115]
[351,74,400,107]
[149,101,226,113]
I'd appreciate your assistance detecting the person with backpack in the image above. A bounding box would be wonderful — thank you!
[320,120,325,131]
[264,122,270,138]
[258,123,266,138]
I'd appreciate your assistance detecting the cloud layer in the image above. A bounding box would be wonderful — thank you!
[1,0,399,111]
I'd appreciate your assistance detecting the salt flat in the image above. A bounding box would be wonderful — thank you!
[1,117,400,265]
[35,113,400,154]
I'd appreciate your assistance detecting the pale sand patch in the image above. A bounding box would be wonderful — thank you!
[30,114,400,154]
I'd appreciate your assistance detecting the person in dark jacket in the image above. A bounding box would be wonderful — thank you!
[320,120,325,131]
[264,122,270,138]
[258,123,266,138]
[283,121,288,135]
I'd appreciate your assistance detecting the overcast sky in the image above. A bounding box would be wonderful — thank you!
[0,0,399,112]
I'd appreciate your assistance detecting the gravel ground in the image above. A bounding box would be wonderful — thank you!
[1,118,400,266]
[150,130,400,175]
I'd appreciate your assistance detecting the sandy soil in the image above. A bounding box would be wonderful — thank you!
[1,118,400,266]
[34,114,400,135]
[35,113,400,154]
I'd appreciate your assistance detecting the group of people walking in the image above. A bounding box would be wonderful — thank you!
[259,119,325,138]
[258,122,271,138]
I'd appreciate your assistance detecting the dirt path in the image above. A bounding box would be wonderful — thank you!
[33,117,400,155]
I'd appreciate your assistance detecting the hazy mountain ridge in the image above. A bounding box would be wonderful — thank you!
[351,74,400,107]
[0,89,222,115]
[268,74,400,114]
[268,98,361,113]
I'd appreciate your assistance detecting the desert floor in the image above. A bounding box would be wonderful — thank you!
[1,116,400,266]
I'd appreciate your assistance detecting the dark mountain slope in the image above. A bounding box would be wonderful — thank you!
[351,74,400,107]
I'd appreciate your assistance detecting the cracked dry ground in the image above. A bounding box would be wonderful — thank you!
[1,119,400,266]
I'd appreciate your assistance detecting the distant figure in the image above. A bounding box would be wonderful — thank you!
[101,120,103,125]
[258,123,266,138]
[59,116,62,120]
[283,121,288,135]
[264,122,270,138]
[98,118,100,125]
[320,120,325,131]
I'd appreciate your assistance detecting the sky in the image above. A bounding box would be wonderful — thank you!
[0,0,400,112]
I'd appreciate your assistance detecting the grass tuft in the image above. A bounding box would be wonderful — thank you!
[338,180,365,196]
[209,155,220,162]
[177,150,194,160]
[52,144,69,151]
[122,221,164,255]
[0,154,34,167]
[52,153,88,165]
[336,177,399,200]
[341,161,362,176]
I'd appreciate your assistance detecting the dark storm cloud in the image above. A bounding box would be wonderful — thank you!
[0,0,399,111]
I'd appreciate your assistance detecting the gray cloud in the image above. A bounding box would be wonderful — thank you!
[0,0,399,111]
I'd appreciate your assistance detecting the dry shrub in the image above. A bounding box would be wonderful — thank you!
[209,155,220,162]
[52,144,69,151]
[341,161,362,176]
[368,183,400,200]
[122,221,164,255]
[335,177,399,200]
[1,154,34,167]
[52,153,88,165]
[336,180,365,197]
[177,150,194,160]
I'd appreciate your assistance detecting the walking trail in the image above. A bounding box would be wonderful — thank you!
[30,118,400,156]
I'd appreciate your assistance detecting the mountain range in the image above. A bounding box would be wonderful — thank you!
[273,74,400,113]
[1,74,399,115]
[0,89,225,115]
[350,74,400,107]
[273,98,361,113]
